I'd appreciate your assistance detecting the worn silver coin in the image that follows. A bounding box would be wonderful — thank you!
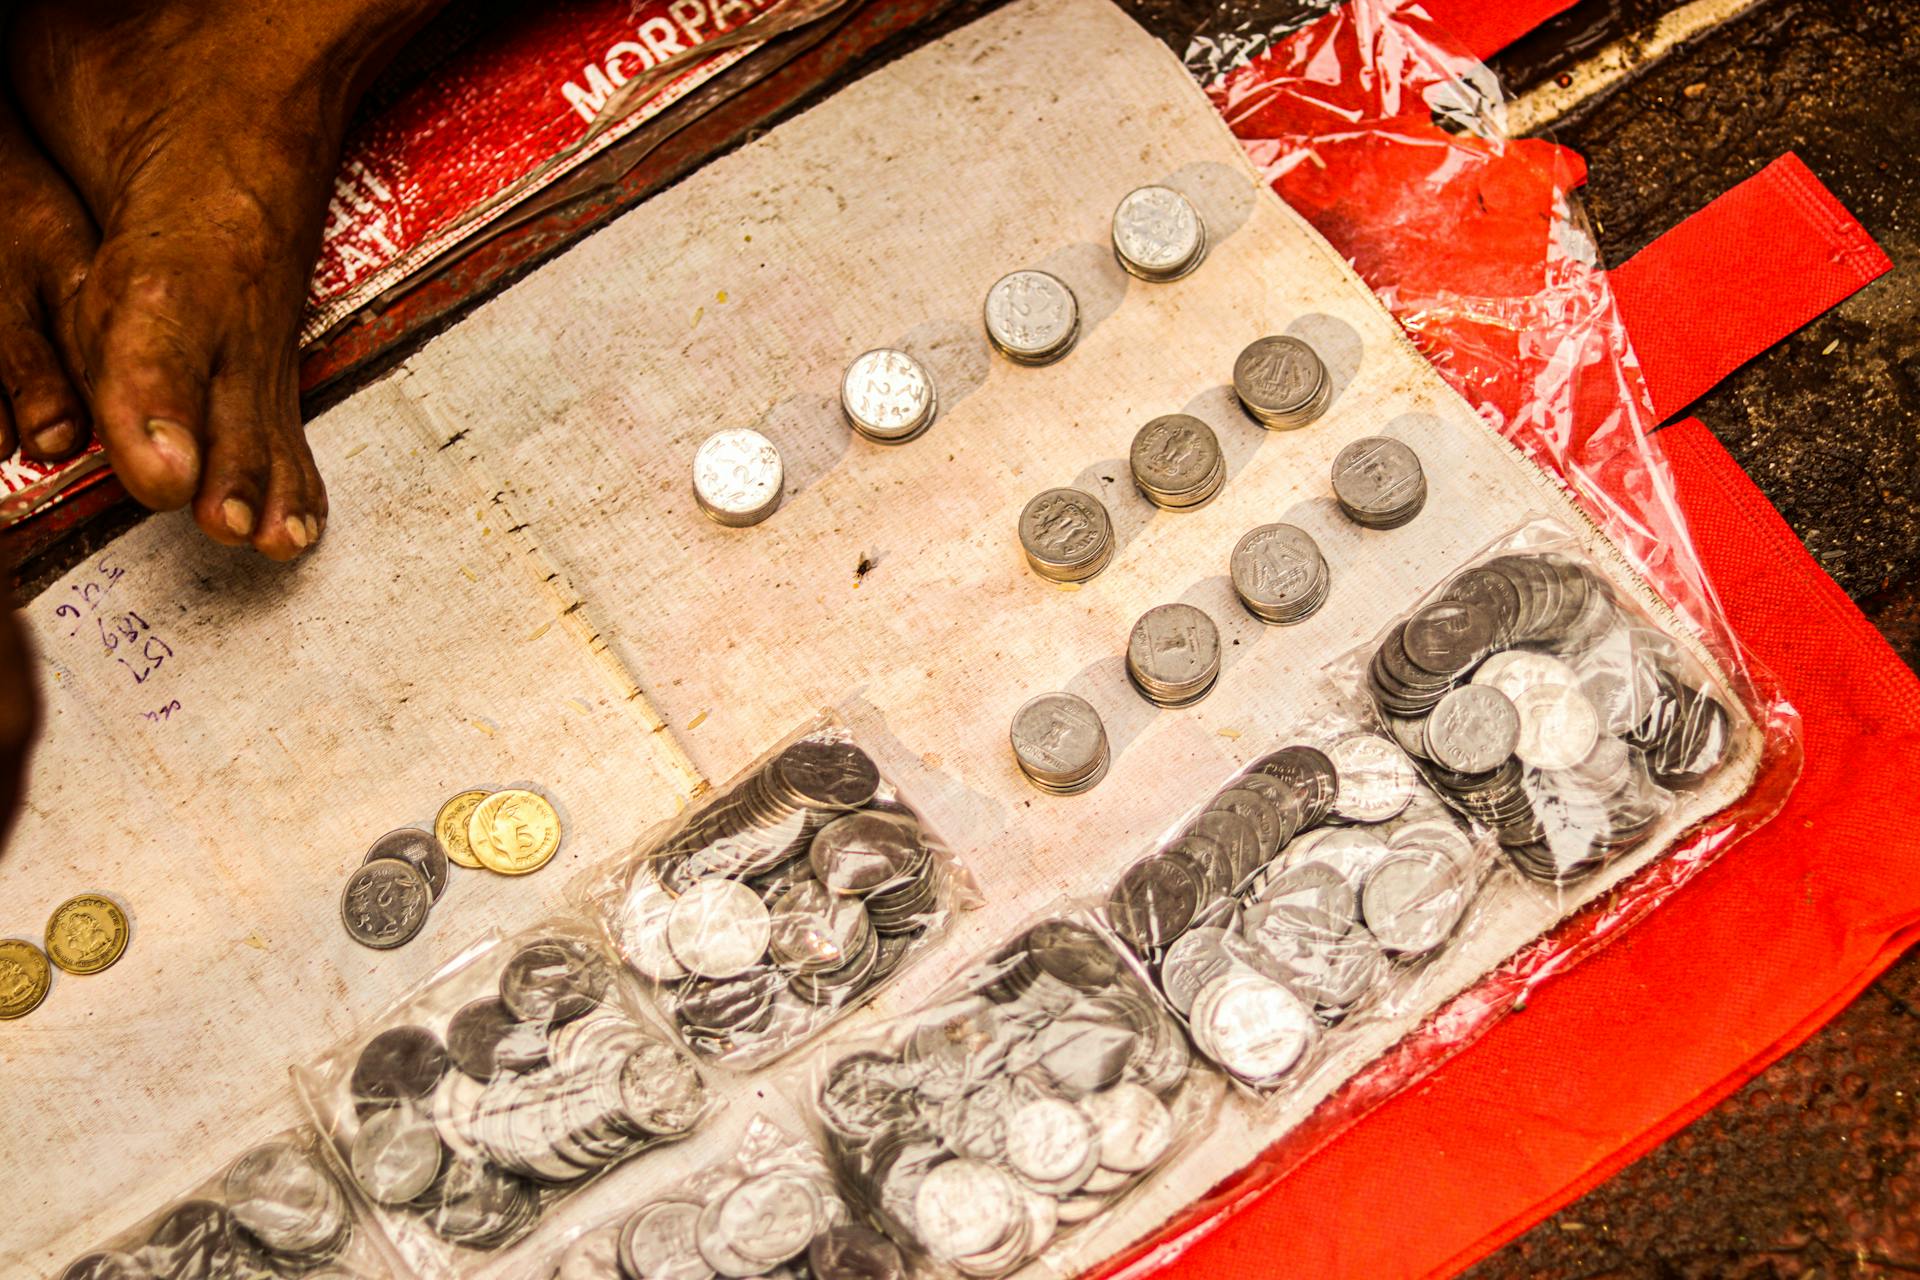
[1425,684,1521,774]
[1230,522,1330,624]
[1111,184,1208,281]
[1010,691,1110,795]
[842,348,937,444]
[1018,486,1114,583]
[1232,335,1330,428]
[1331,436,1427,528]
[364,827,449,902]
[1126,603,1222,707]
[340,857,433,950]
[693,428,784,528]
[984,270,1079,365]
[1129,414,1224,509]
[666,879,772,978]
[1512,683,1602,770]
[1325,734,1417,823]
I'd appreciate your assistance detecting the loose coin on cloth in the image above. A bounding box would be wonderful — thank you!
[842,348,937,444]
[1126,603,1222,708]
[1010,692,1110,796]
[0,936,52,1020]
[1331,436,1427,528]
[435,789,492,870]
[470,788,564,876]
[693,427,784,527]
[1111,184,1208,281]
[44,893,130,976]
[1018,487,1114,584]
[983,269,1079,365]
[1232,335,1331,428]
[1130,414,1224,510]
[364,827,449,901]
[341,858,433,951]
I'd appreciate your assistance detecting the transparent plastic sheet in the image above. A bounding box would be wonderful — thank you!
[1334,519,1750,911]
[293,921,714,1280]
[1094,709,1499,1098]
[52,1125,392,1280]
[800,903,1226,1278]
[578,713,982,1072]
[521,1113,865,1280]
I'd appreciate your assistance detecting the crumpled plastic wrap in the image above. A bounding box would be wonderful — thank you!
[579,714,981,1071]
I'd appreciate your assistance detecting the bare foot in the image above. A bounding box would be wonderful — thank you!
[0,93,93,464]
[7,0,444,558]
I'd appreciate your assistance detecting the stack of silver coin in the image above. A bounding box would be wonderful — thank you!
[841,348,938,444]
[1111,184,1209,282]
[1232,335,1332,429]
[1105,735,1484,1089]
[1230,523,1331,624]
[1018,487,1114,584]
[983,269,1080,366]
[333,937,708,1255]
[544,1147,879,1280]
[692,428,785,527]
[1010,692,1110,795]
[1362,552,1733,884]
[613,737,947,1063]
[341,825,448,951]
[1126,603,1221,707]
[1129,414,1225,510]
[1331,436,1427,529]
[816,919,1196,1273]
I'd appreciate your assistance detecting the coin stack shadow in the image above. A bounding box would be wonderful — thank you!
[1104,737,1484,1090]
[56,1138,361,1280]
[1364,550,1734,885]
[615,736,949,1067]
[814,918,1204,1274]
[329,934,708,1257]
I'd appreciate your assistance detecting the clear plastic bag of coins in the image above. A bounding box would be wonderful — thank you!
[526,1113,863,1280]
[294,921,711,1277]
[579,715,981,1071]
[1129,414,1225,511]
[52,1125,394,1280]
[1231,335,1332,429]
[1018,486,1115,584]
[1094,708,1497,1095]
[1335,521,1756,915]
[798,903,1223,1279]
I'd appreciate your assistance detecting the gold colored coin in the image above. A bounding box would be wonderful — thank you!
[45,894,131,976]
[0,937,52,1019]
[435,789,494,870]
[468,788,563,876]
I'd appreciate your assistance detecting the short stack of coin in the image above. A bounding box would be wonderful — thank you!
[692,428,785,527]
[1018,487,1115,584]
[1230,523,1331,624]
[983,269,1080,366]
[1111,184,1209,282]
[1232,335,1332,429]
[1009,692,1110,795]
[341,788,564,951]
[1130,414,1225,510]
[841,348,937,444]
[1332,435,1427,529]
[1126,603,1222,708]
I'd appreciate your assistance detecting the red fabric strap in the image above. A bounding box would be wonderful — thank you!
[1611,153,1892,423]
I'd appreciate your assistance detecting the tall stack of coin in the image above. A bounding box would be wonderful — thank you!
[841,348,938,444]
[1230,523,1331,624]
[610,735,953,1066]
[1111,185,1209,282]
[1361,551,1734,884]
[1232,335,1332,429]
[983,269,1080,365]
[815,919,1199,1273]
[1332,436,1427,528]
[1129,415,1225,510]
[320,933,709,1261]
[692,428,785,527]
[1126,603,1222,707]
[1018,487,1114,584]
[1010,692,1110,795]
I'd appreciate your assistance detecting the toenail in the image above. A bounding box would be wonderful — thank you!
[284,515,311,549]
[143,418,200,470]
[32,420,78,455]
[222,498,255,537]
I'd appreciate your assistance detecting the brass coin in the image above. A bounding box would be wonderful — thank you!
[435,789,493,871]
[44,894,130,976]
[468,788,563,876]
[0,937,52,1019]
